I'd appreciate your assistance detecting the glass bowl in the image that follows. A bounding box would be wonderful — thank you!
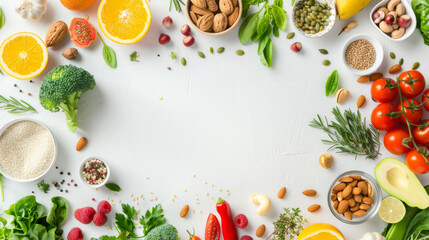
[327,170,382,224]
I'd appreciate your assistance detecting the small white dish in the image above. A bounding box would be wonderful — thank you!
[0,118,57,182]
[370,0,417,41]
[79,156,110,188]
[342,34,384,75]
[291,0,336,38]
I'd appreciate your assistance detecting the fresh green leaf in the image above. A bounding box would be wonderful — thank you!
[260,38,273,67]
[130,51,139,62]
[405,208,429,240]
[139,204,166,236]
[257,13,271,35]
[239,13,260,45]
[271,208,307,240]
[169,0,184,12]
[170,52,176,60]
[46,196,68,227]
[292,0,296,6]
[412,0,429,45]
[275,0,283,7]
[271,5,287,30]
[272,24,279,37]
[105,182,122,192]
[0,8,4,30]
[258,27,271,55]
[37,180,50,193]
[123,204,138,220]
[102,45,117,68]
[115,212,135,234]
[325,70,339,96]
[0,95,37,113]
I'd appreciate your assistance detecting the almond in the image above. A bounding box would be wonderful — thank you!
[368,183,374,197]
[350,205,360,212]
[354,194,363,203]
[350,175,362,180]
[352,187,362,195]
[348,198,356,207]
[190,11,200,24]
[358,181,368,195]
[332,183,346,192]
[389,64,402,74]
[307,204,321,213]
[357,95,366,108]
[357,75,370,83]
[277,187,286,199]
[350,180,358,187]
[370,72,383,81]
[228,7,239,27]
[333,200,339,210]
[344,193,353,200]
[337,200,349,214]
[330,194,337,201]
[337,191,344,201]
[360,203,371,210]
[191,5,213,16]
[338,177,353,183]
[342,185,352,198]
[180,204,189,218]
[353,210,367,216]
[256,224,266,238]
[363,197,374,204]
[76,137,88,151]
[302,189,317,197]
[344,211,353,220]
[45,21,68,47]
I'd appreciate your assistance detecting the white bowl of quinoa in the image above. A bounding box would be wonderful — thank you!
[341,34,384,75]
[79,157,110,188]
[0,119,57,182]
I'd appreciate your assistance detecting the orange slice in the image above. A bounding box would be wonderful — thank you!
[97,0,151,44]
[296,223,345,240]
[0,32,48,80]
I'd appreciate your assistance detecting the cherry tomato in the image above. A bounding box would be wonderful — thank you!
[397,98,423,125]
[405,149,429,174]
[384,128,413,155]
[205,213,220,240]
[399,70,426,98]
[371,103,399,131]
[371,78,398,102]
[412,119,429,145]
[187,229,201,240]
[421,89,429,111]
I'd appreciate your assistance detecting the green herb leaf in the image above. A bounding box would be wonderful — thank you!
[275,0,284,7]
[412,0,429,45]
[115,204,137,233]
[170,52,176,60]
[169,0,184,12]
[0,95,37,113]
[0,8,4,30]
[273,24,280,37]
[271,208,307,240]
[139,204,166,236]
[271,5,287,30]
[130,51,139,62]
[105,182,122,192]
[102,45,117,68]
[239,13,260,45]
[46,196,68,227]
[258,27,271,55]
[37,180,50,193]
[257,13,271,35]
[260,38,273,67]
[325,70,339,96]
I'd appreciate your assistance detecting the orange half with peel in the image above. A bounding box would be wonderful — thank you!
[97,0,151,44]
[296,223,345,240]
[0,32,48,80]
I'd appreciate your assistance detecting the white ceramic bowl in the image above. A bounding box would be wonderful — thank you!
[341,34,384,75]
[79,156,110,188]
[370,0,417,41]
[0,118,57,182]
[291,0,336,38]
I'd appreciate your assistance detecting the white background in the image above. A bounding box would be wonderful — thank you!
[0,0,428,239]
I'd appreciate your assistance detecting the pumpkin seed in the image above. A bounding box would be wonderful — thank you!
[181,58,187,66]
[412,62,420,70]
[236,50,245,56]
[217,47,225,53]
[322,60,331,66]
[198,51,205,58]
[319,49,328,55]
[390,52,396,59]
[398,58,404,66]
[210,47,214,54]
[287,32,295,39]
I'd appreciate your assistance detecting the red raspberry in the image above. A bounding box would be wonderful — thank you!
[97,200,111,214]
[241,236,253,240]
[67,228,83,240]
[234,214,248,229]
[74,207,96,224]
[93,213,107,226]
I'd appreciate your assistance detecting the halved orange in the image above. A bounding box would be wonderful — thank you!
[296,223,345,240]
[97,0,151,44]
[0,32,48,80]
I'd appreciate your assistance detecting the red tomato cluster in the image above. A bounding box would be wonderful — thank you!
[370,70,429,174]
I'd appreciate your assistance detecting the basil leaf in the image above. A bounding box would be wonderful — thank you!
[258,26,272,55]
[273,24,279,37]
[242,0,251,18]
[0,8,4,30]
[275,0,283,7]
[271,5,287,30]
[261,38,273,67]
[325,70,339,96]
[412,0,429,45]
[257,13,271,35]
[105,182,122,192]
[239,13,260,45]
[102,45,117,68]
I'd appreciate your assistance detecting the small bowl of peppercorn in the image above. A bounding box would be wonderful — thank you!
[79,156,110,188]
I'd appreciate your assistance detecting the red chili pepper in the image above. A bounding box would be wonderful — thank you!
[216,198,238,240]
[205,213,220,240]
[187,229,202,240]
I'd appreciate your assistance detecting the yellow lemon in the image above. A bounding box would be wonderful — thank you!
[336,0,372,20]
[296,223,345,240]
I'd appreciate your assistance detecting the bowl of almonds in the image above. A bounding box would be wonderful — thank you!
[185,0,242,35]
[328,171,382,224]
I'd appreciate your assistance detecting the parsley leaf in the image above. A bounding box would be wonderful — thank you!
[130,51,139,62]
[115,204,137,235]
[170,52,176,60]
[139,204,166,236]
[37,180,50,193]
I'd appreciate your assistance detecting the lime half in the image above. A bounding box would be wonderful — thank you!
[378,196,406,223]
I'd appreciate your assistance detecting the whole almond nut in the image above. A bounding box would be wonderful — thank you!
[370,72,383,81]
[333,183,346,192]
[330,194,337,201]
[191,5,213,16]
[256,224,266,238]
[339,177,353,183]
[389,64,402,74]
[308,204,321,213]
[197,14,214,32]
[219,0,234,15]
[350,205,360,212]
[207,0,218,12]
[352,187,362,195]
[333,200,339,209]
[363,197,374,204]
[360,203,371,210]
[354,194,362,203]
[357,95,366,108]
[348,198,356,207]
[277,187,286,199]
[76,137,87,151]
[350,175,362,180]
[228,7,239,27]
[353,210,367,216]
[337,191,344,201]
[303,189,317,197]
[190,11,200,24]
[344,211,353,220]
[342,185,352,198]
[191,0,207,9]
[180,204,189,218]
[350,180,358,187]
[232,0,238,6]
[357,75,370,83]
[45,21,68,47]
[337,200,349,214]
[368,183,374,197]
[345,194,353,200]
[213,13,227,33]
[358,181,368,195]
[62,48,79,59]
[336,88,350,104]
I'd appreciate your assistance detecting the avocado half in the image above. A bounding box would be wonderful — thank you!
[375,158,429,209]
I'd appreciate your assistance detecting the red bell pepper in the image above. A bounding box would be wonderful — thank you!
[216,198,238,240]
[205,213,221,240]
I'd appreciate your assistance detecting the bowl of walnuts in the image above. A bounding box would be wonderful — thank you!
[185,0,243,35]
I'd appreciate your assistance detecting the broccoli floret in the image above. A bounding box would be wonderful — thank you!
[39,65,96,133]
[145,224,179,240]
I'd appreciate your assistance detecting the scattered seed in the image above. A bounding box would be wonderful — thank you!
[193,174,196,178]
[217,47,225,53]
[206,192,209,196]
[184,189,188,192]
[322,60,331,66]
[181,58,187,66]
[319,49,329,55]
[150,192,153,194]
[146,177,150,179]
[390,52,396,59]
[130,194,133,198]
[287,32,295,39]
[28,93,32,96]
[13,84,17,87]
[210,47,214,54]
[150,198,154,201]
[210,197,214,199]
[173,194,177,198]
[140,194,143,198]
[412,62,420,70]
[30,80,33,83]
[198,51,205,58]
[236,50,245,56]
[399,58,404,66]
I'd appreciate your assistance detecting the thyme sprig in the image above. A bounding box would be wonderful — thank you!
[0,95,37,113]
[310,107,380,160]
[266,208,307,240]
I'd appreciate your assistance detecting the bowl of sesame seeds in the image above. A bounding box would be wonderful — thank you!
[79,156,110,188]
[341,34,384,75]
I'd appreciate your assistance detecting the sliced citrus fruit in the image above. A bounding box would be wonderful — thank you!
[296,223,345,240]
[97,0,151,44]
[0,32,48,80]
[378,196,406,223]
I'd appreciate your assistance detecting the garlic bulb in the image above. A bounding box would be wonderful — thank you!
[15,0,47,21]
[360,232,386,240]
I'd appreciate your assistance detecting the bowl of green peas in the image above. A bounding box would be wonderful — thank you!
[292,0,336,38]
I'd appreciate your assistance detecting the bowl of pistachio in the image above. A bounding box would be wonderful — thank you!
[292,0,336,38]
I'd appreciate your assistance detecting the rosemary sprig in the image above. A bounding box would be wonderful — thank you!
[309,107,380,160]
[0,95,37,113]
[266,208,307,240]
[169,0,185,12]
